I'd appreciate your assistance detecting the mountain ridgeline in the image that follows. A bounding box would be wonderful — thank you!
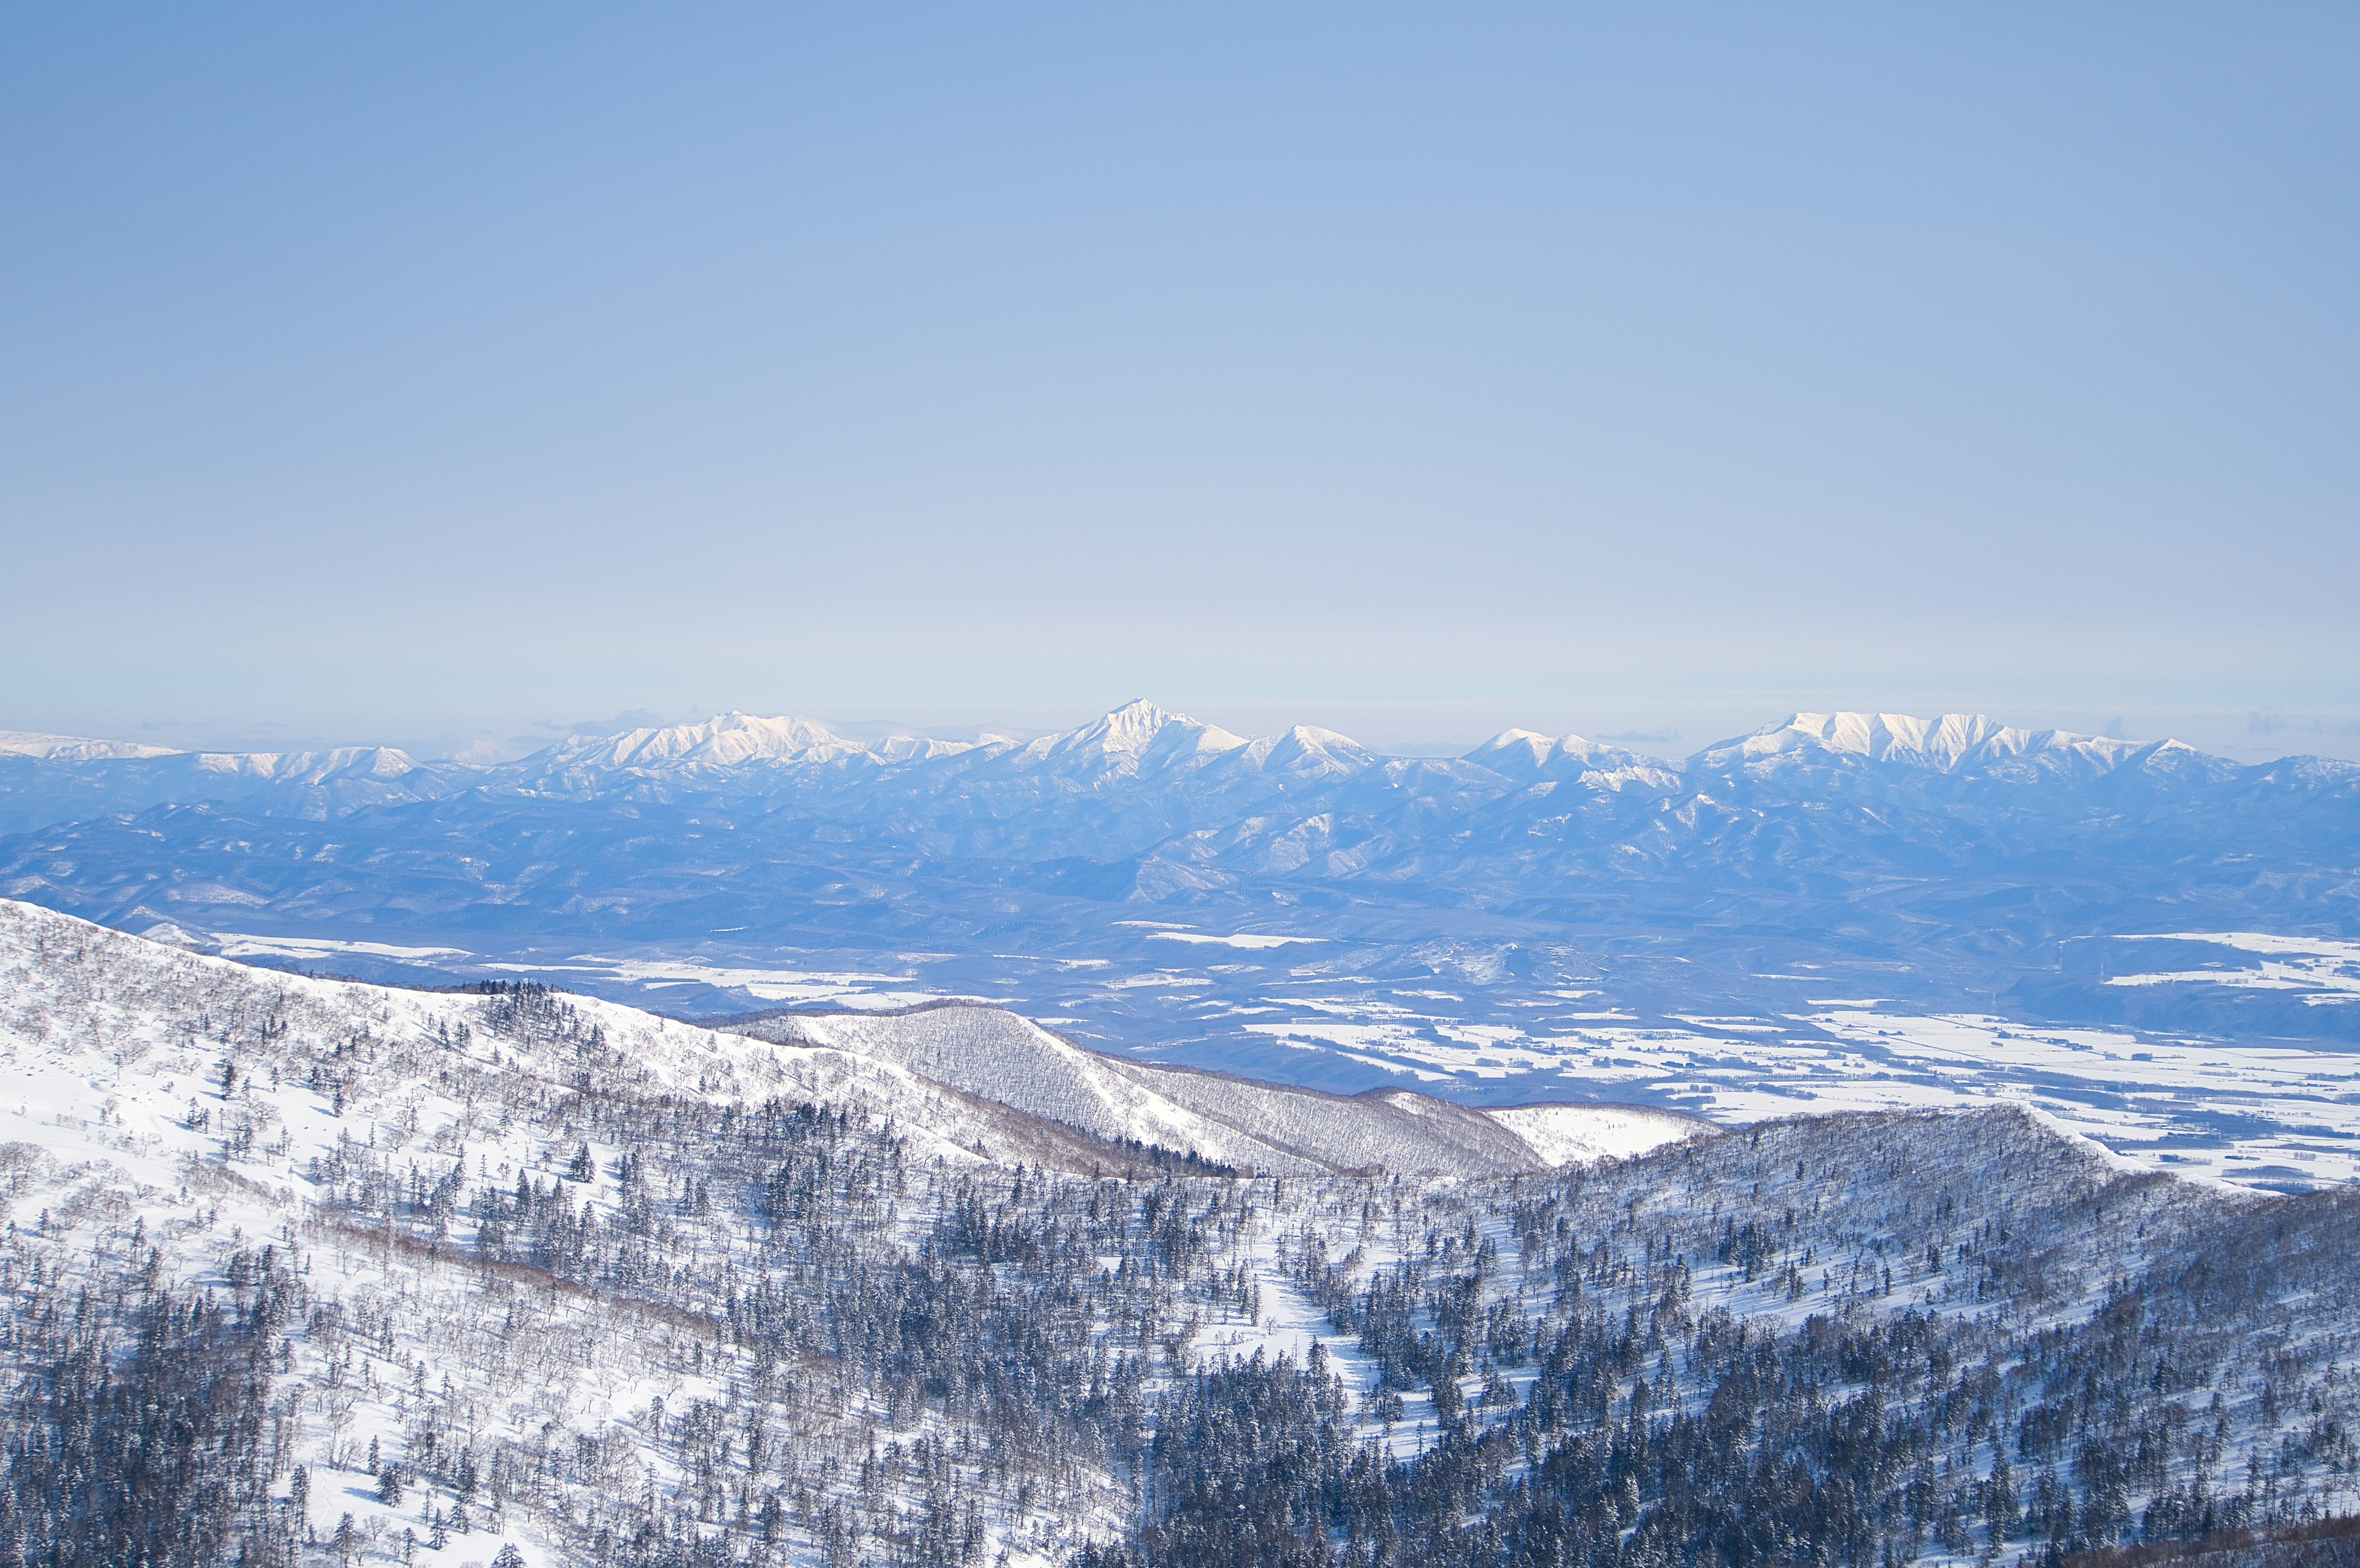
[0,901,2356,1568]
[2,705,2355,1075]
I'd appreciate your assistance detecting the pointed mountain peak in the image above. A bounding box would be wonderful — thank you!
[1248,724,1374,777]
[1050,700,1247,759]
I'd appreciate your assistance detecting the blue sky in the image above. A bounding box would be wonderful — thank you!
[3,6,2354,761]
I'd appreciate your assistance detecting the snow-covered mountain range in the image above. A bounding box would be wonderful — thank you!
[2,702,2353,1108]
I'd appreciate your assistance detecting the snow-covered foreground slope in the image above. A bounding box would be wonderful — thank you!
[5,898,2360,1568]
[753,1003,1704,1176]
[0,900,1237,1565]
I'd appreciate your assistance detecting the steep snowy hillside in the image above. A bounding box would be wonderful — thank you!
[4,900,2358,1567]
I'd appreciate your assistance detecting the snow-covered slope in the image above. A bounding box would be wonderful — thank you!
[0,898,1098,1178]
[1688,710,2152,778]
[1483,1100,1713,1165]
[742,1002,1702,1175]
[0,899,1205,1563]
[6,896,2358,1567]
[0,900,1686,1185]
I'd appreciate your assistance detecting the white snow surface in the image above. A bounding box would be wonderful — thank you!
[1484,1101,1711,1166]
[755,1003,1693,1176]
[2106,931,2360,1002]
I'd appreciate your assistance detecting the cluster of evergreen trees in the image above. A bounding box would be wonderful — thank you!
[0,1237,297,1566]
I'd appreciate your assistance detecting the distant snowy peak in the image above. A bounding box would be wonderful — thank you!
[865,732,977,763]
[524,711,875,775]
[1691,711,2152,778]
[1464,729,1677,789]
[0,730,181,761]
[1715,711,2024,769]
[1026,700,1250,771]
[1244,724,1377,779]
[191,745,430,783]
[0,734,432,779]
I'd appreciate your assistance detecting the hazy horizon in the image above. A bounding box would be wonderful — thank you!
[8,693,2356,769]
[6,7,2354,765]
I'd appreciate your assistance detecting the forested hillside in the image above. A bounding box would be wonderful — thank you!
[0,901,2353,1567]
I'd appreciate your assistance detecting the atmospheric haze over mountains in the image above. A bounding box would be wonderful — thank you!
[7,7,2358,1564]
[4,696,2356,1194]
[9,707,2354,1568]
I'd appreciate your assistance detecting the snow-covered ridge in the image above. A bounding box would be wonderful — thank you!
[513,712,881,773]
[0,898,1696,1177]
[511,702,2235,786]
[0,731,432,777]
[1484,1101,1715,1165]
[189,745,432,782]
[0,704,2260,791]
[0,729,181,761]
[1687,710,2151,776]
[736,1002,1709,1175]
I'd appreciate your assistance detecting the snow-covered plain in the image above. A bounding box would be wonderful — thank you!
[2107,931,2360,1002]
